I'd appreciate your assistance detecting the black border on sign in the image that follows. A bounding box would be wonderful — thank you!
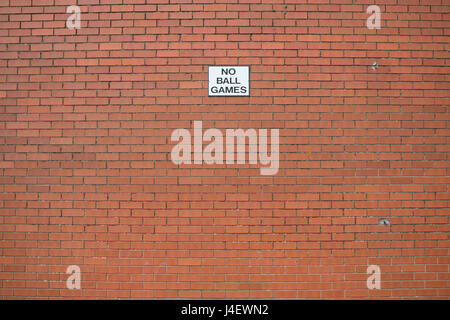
[208,65,250,97]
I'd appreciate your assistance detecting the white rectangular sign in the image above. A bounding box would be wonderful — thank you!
[208,66,249,96]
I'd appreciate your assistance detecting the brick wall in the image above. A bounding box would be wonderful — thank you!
[0,0,449,299]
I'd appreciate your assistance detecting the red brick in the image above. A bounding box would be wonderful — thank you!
[0,0,448,300]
